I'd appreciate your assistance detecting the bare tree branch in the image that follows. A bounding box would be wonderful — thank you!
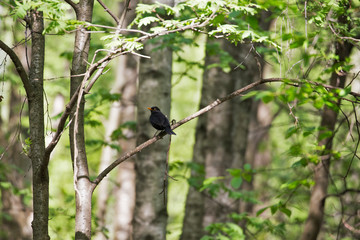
[118,0,132,28]
[92,78,273,188]
[96,0,120,24]
[326,188,360,198]
[0,40,32,96]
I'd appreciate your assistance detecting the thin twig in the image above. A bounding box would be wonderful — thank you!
[344,103,360,179]
[329,23,360,42]
[96,0,120,24]
[118,0,132,29]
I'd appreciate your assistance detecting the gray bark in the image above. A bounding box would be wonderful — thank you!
[95,2,138,239]
[67,1,94,239]
[181,12,272,238]
[112,54,138,240]
[133,1,174,239]
[28,9,48,240]
[181,41,264,239]
[180,104,207,240]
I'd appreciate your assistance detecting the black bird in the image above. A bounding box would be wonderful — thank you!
[147,106,176,135]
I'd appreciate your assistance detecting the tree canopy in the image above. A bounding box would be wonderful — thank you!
[0,0,360,239]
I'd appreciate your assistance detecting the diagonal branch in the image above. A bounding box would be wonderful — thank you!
[0,40,32,96]
[97,0,120,24]
[91,76,360,188]
[91,78,274,188]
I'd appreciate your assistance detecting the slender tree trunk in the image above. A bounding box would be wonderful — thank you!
[133,1,174,239]
[94,58,124,240]
[95,2,138,239]
[180,95,207,240]
[67,0,94,239]
[301,3,353,238]
[112,52,138,240]
[242,101,273,214]
[28,9,48,240]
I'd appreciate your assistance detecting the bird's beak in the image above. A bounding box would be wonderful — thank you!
[147,107,152,111]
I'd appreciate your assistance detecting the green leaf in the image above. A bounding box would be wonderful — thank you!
[136,3,156,14]
[289,143,302,156]
[227,168,241,177]
[279,207,292,217]
[270,204,278,215]
[85,119,102,127]
[285,126,298,139]
[241,91,258,101]
[338,87,351,97]
[291,158,308,167]
[242,172,252,182]
[256,206,268,216]
[303,126,316,137]
[138,16,159,27]
[231,177,243,189]
[319,130,333,141]
[0,181,12,189]
[203,176,223,186]
[255,91,274,103]
[313,97,324,109]
[242,30,252,39]
[243,163,252,171]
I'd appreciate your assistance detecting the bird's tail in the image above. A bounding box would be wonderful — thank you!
[165,127,176,135]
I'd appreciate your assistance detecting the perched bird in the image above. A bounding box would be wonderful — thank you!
[147,106,176,135]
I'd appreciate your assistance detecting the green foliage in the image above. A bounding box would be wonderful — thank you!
[11,0,73,34]
[22,137,32,155]
[201,222,245,240]
[227,163,253,189]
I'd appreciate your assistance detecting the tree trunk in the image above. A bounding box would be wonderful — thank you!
[112,51,138,240]
[301,3,353,238]
[181,39,265,238]
[180,94,207,240]
[181,12,272,238]
[239,10,273,222]
[28,9,48,240]
[201,40,236,227]
[67,1,94,239]
[133,1,174,239]
[95,2,138,239]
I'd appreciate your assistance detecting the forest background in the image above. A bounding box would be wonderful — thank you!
[0,0,360,240]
